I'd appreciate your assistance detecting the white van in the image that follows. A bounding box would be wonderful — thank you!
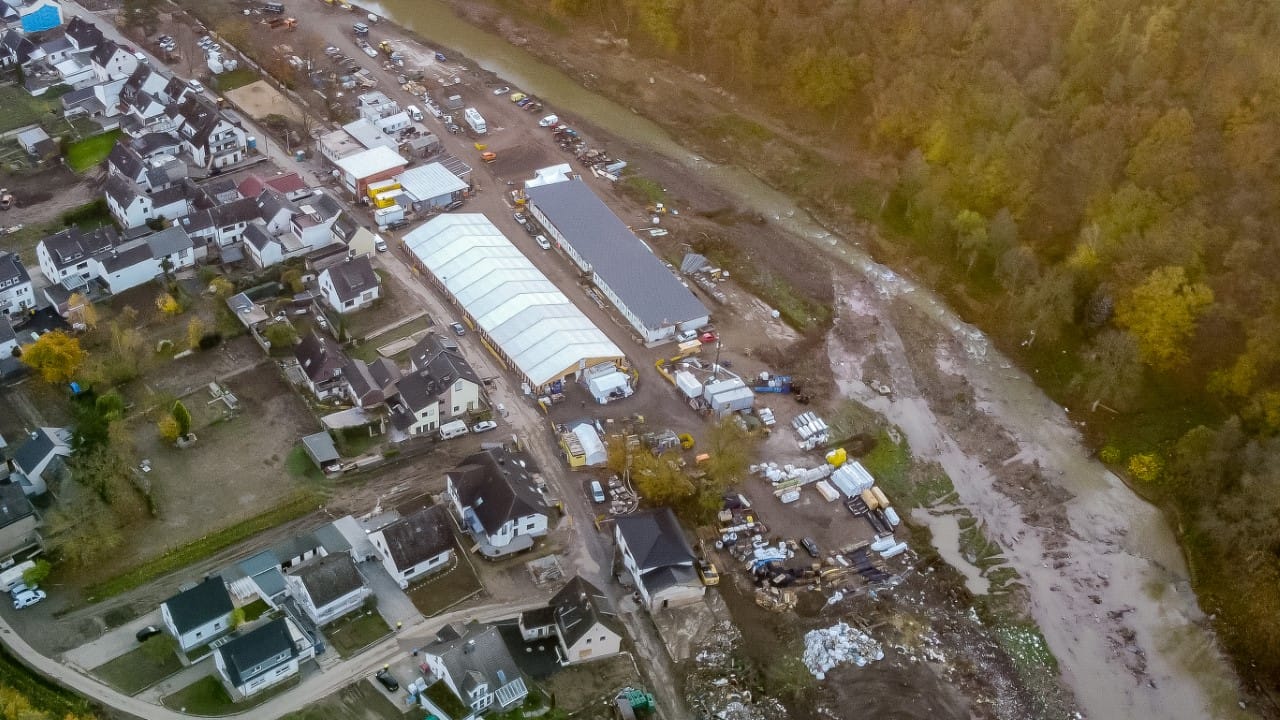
[0,561,35,593]
[439,420,469,440]
[405,105,424,122]
[589,480,606,504]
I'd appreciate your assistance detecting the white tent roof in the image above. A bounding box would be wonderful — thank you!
[403,214,624,388]
[588,370,630,403]
[397,162,468,202]
[571,423,607,466]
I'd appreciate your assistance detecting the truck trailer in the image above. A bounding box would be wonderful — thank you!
[463,107,486,134]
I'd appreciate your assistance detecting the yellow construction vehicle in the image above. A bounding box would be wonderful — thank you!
[378,40,393,55]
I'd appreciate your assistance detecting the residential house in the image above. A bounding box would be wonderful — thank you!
[0,29,37,68]
[132,132,183,163]
[408,333,481,420]
[89,39,137,82]
[0,483,41,565]
[367,504,454,588]
[614,509,704,611]
[0,252,34,318]
[64,17,102,53]
[317,255,379,313]
[328,212,378,257]
[180,197,260,247]
[205,177,241,204]
[243,223,282,269]
[342,356,399,409]
[293,331,348,400]
[34,35,72,65]
[223,528,351,606]
[160,577,235,651]
[214,618,301,698]
[518,575,623,664]
[15,127,51,157]
[254,188,295,236]
[283,553,370,626]
[106,143,147,184]
[288,193,342,250]
[104,174,190,229]
[388,371,441,438]
[420,622,529,715]
[169,95,246,169]
[9,427,71,496]
[238,172,312,202]
[91,226,195,294]
[446,449,550,557]
[35,225,117,289]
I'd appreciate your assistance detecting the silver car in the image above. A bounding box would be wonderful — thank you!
[12,588,45,609]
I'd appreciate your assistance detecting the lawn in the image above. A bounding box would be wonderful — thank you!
[280,681,408,720]
[349,315,432,362]
[0,85,59,134]
[64,129,122,172]
[92,638,182,695]
[325,607,390,658]
[423,679,468,719]
[406,556,483,617]
[84,491,320,601]
[162,674,298,715]
[214,67,260,92]
[242,597,271,622]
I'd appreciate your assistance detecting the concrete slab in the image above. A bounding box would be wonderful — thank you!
[649,594,720,662]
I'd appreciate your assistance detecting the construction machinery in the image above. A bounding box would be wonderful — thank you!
[265,16,297,30]
[377,39,393,55]
[614,688,655,719]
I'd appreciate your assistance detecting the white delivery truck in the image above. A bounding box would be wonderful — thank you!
[439,420,469,440]
[463,107,486,134]
[0,561,35,593]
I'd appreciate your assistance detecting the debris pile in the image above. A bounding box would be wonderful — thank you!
[686,622,788,720]
[802,622,885,679]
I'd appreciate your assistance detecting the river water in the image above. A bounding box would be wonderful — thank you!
[360,1,1247,716]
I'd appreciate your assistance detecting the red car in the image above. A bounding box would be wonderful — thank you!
[699,331,718,344]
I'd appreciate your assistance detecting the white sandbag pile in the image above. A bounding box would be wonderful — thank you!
[802,622,885,679]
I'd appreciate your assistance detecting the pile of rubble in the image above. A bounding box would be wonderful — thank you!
[686,622,788,720]
[802,622,885,679]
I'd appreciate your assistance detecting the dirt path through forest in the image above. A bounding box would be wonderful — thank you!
[827,273,1249,720]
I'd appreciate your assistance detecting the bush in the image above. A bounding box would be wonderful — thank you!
[60,198,110,227]
[171,401,191,438]
[1127,452,1163,483]
[198,332,223,350]
[264,322,297,348]
[21,560,51,587]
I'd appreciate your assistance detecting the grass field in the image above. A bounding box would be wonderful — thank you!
[0,645,97,718]
[406,556,482,617]
[162,674,298,715]
[325,608,390,658]
[0,85,59,134]
[93,638,182,695]
[84,491,320,601]
[280,681,408,720]
[214,67,260,92]
[65,129,121,172]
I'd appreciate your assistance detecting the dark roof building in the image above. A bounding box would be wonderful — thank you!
[524,180,708,342]
[216,617,298,689]
[0,251,31,287]
[64,16,102,51]
[447,449,549,537]
[0,483,36,531]
[38,226,117,276]
[162,577,234,634]
[293,331,347,390]
[319,255,379,307]
[422,621,528,712]
[376,504,454,574]
[291,553,363,609]
[550,575,622,649]
[615,508,695,571]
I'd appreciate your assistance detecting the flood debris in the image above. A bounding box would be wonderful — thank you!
[802,622,885,679]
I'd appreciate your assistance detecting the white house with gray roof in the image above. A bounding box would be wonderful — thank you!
[0,251,34,318]
[36,225,117,288]
[519,575,623,664]
[90,227,194,295]
[614,508,704,611]
[367,504,454,588]
[525,179,709,344]
[9,427,72,496]
[283,553,369,626]
[420,621,528,715]
[318,255,380,313]
[446,448,550,558]
[161,577,235,651]
[214,617,301,698]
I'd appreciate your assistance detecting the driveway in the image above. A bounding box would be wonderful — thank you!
[359,560,418,629]
[62,609,162,672]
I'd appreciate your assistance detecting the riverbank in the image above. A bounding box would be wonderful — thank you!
[350,1,1258,718]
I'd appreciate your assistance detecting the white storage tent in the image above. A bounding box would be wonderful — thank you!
[403,214,626,390]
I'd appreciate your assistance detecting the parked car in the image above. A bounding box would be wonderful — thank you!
[538,114,560,128]
[434,52,447,62]
[7,582,30,598]
[589,480,606,503]
[450,322,466,336]
[801,537,820,558]
[513,212,529,228]
[509,92,527,103]
[697,560,720,586]
[188,79,204,93]
[492,86,510,95]
[534,234,551,250]
[12,589,45,610]
[676,329,697,343]
[374,669,399,692]
[700,330,718,344]
[515,97,532,108]
[472,420,498,434]
[135,625,163,642]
